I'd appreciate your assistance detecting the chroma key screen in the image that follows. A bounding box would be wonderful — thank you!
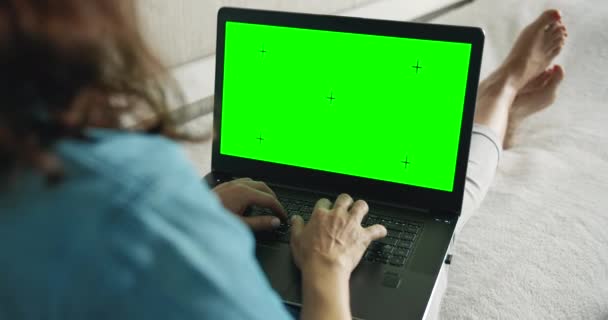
[219,21,472,192]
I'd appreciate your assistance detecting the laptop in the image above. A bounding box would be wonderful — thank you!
[205,7,484,320]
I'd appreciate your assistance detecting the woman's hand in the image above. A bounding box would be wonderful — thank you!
[212,178,287,231]
[290,193,387,277]
[290,194,387,320]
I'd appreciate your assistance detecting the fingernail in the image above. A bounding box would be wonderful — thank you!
[271,217,281,228]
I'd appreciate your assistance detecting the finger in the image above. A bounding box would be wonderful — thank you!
[314,198,332,212]
[215,178,252,191]
[239,185,288,220]
[242,216,282,232]
[239,180,278,198]
[365,224,388,242]
[333,193,353,210]
[290,215,305,240]
[349,200,369,223]
[212,181,231,192]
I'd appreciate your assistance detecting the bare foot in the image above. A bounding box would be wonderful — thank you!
[500,9,568,89]
[504,65,565,148]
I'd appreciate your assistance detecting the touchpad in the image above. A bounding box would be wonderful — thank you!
[255,244,294,296]
[382,272,402,288]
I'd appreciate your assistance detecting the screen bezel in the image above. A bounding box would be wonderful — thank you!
[213,7,485,214]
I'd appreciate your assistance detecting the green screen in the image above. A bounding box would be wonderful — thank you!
[220,21,471,192]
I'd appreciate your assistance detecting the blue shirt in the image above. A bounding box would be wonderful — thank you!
[0,130,292,320]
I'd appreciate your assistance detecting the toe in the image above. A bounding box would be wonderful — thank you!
[549,39,565,53]
[530,68,553,87]
[552,28,566,40]
[549,65,565,83]
[545,39,561,53]
[551,32,566,42]
[547,35,565,52]
[549,21,564,34]
[537,9,561,26]
[518,66,555,95]
[544,65,564,102]
[549,45,563,58]
[548,22,560,33]
[551,23,567,38]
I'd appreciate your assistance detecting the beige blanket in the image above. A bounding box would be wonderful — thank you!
[434,0,608,319]
[181,0,608,318]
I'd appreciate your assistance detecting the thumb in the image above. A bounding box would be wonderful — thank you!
[290,215,305,240]
[242,216,282,232]
[365,224,388,242]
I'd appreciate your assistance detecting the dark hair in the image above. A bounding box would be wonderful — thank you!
[0,0,183,182]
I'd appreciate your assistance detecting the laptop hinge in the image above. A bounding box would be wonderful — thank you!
[207,173,461,224]
[263,179,433,215]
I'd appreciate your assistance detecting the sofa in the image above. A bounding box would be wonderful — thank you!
[135,1,608,319]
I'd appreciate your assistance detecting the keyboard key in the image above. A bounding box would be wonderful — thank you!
[400,233,415,241]
[256,194,421,268]
[377,237,397,246]
[365,217,378,226]
[367,241,383,251]
[392,248,410,257]
[376,256,390,264]
[375,244,394,254]
[387,229,402,239]
[384,221,404,231]
[365,255,378,262]
[395,240,413,249]
[389,256,406,266]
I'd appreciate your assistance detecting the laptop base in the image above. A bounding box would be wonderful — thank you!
[204,172,456,320]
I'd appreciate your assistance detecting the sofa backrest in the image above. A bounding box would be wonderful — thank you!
[136,0,375,67]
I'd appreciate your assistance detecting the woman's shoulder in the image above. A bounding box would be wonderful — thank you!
[0,130,289,319]
[57,129,187,183]
[55,128,232,229]
[53,129,255,283]
[53,131,271,318]
[55,129,250,242]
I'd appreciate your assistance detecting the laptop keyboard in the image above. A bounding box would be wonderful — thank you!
[248,195,423,268]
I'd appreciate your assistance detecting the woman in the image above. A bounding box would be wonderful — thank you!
[0,1,567,319]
